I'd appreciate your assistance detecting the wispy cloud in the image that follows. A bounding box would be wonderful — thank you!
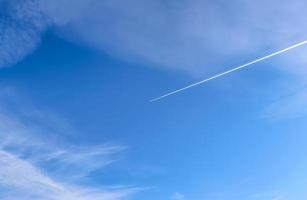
[1,0,307,75]
[47,0,307,75]
[249,191,285,200]
[0,134,136,200]
[1,0,307,117]
[261,86,307,120]
[0,0,49,68]
[0,87,138,200]
[171,192,185,200]
[0,150,136,200]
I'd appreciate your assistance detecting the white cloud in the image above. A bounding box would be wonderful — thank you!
[44,0,307,75]
[1,0,307,75]
[250,191,285,200]
[0,150,61,191]
[0,134,136,200]
[0,0,49,68]
[261,87,307,120]
[171,192,185,200]
[0,87,138,200]
[1,0,307,117]
[0,150,136,200]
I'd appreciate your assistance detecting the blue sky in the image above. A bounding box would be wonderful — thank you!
[1,0,307,200]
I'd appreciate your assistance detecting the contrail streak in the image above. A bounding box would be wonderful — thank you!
[150,40,307,102]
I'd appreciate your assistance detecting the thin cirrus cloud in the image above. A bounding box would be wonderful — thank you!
[45,0,307,75]
[1,0,307,112]
[0,87,138,200]
[249,191,285,200]
[261,86,307,120]
[170,192,185,200]
[0,0,49,68]
[0,127,135,200]
[2,0,307,119]
[1,0,307,75]
[0,150,136,200]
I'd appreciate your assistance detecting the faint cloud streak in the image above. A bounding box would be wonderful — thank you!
[0,86,137,200]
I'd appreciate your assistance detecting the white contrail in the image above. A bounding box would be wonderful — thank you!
[150,40,307,102]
